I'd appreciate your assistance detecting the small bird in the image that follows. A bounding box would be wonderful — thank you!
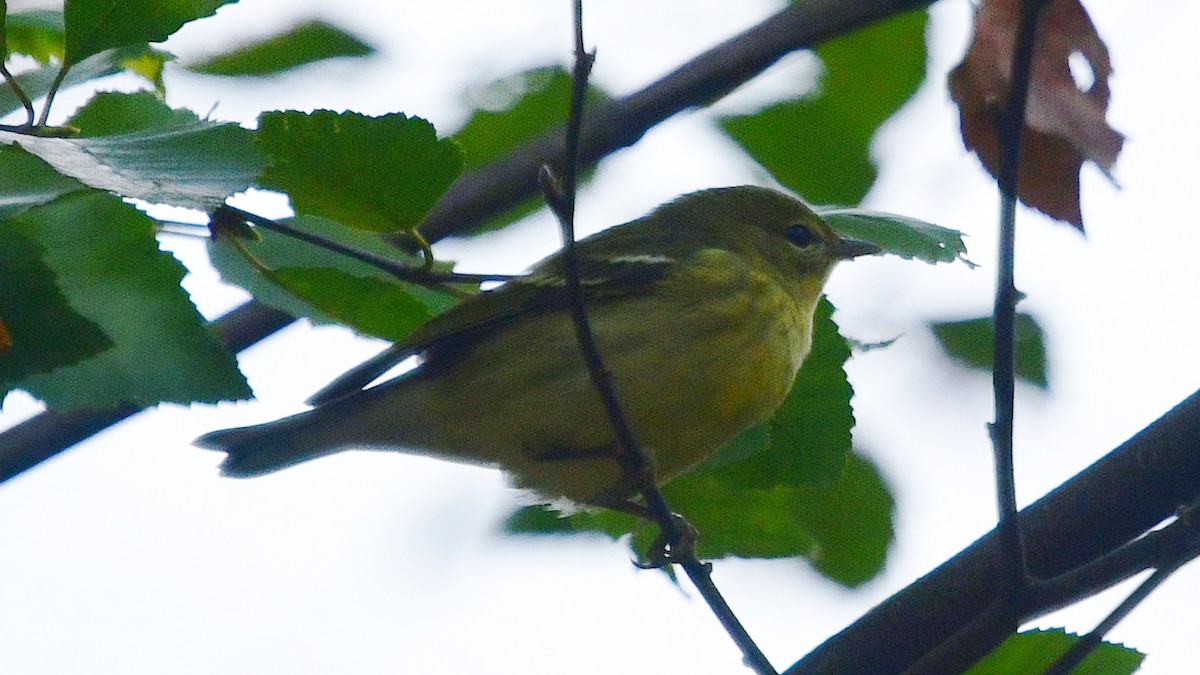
[196,186,879,512]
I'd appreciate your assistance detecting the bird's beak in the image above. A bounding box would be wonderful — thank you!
[837,236,882,260]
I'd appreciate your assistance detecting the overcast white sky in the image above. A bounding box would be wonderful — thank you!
[2,0,1199,673]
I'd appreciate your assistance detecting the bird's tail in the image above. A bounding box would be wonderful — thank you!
[194,409,341,477]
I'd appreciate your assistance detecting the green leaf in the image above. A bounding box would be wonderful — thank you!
[4,10,65,63]
[63,0,235,64]
[932,313,1048,388]
[257,110,462,232]
[270,268,440,342]
[720,9,928,205]
[967,629,1144,675]
[786,450,894,585]
[450,67,607,234]
[207,214,460,339]
[671,449,891,584]
[10,190,250,408]
[0,145,114,391]
[66,89,198,135]
[0,44,170,119]
[506,450,894,586]
[819,208,972,265]
[0,226,112,392]
[455,67,601,171]
[0,92,263,210]
[188,20,373,76]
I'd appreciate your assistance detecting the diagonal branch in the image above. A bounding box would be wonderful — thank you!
[419,0,935,243]
[787,387,1200,674]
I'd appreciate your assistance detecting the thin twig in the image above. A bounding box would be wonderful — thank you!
[1041,566,1171,675]
[544,3,775,673]
[215,206,514,286]
[35,62,70,127]
[0,62,37,127]
[990,0,1050,605]
[1026,516,1200,620]
[1039,502,1200,675]
[788,388,1200,674]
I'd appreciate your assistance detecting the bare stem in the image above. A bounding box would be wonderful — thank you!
[35,62,70,127]
[0,62,37,127]
[991,0,1050,606]
[543,2,775,673]
[214,206,514,287]
[1038,501,1200,675]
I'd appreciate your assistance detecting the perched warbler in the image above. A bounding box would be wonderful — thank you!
[196,186,879,511]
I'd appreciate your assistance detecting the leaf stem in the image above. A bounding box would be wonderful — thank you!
[0,63,37,127]
[213,206,514,287]
[35,62,71,127]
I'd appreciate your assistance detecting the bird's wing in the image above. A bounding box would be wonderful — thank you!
[305,245,678,406]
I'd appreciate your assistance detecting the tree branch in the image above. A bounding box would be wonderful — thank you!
[787,387,1200,674]
[419,0,934,243]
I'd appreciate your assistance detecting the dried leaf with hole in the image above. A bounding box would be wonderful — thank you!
[949,0,1123,229]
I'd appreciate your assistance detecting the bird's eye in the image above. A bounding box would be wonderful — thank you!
[786,223,818,249]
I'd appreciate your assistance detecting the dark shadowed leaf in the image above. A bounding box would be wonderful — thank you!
[63,0,234,63]
[4,9,64,63]
[188,20,373,76]
[0,226,112,394]
[10,191,249,408]
[720,10,928,205]
[932,313,1048,388]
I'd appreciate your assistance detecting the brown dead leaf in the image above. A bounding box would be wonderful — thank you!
[949,0,1124,229]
